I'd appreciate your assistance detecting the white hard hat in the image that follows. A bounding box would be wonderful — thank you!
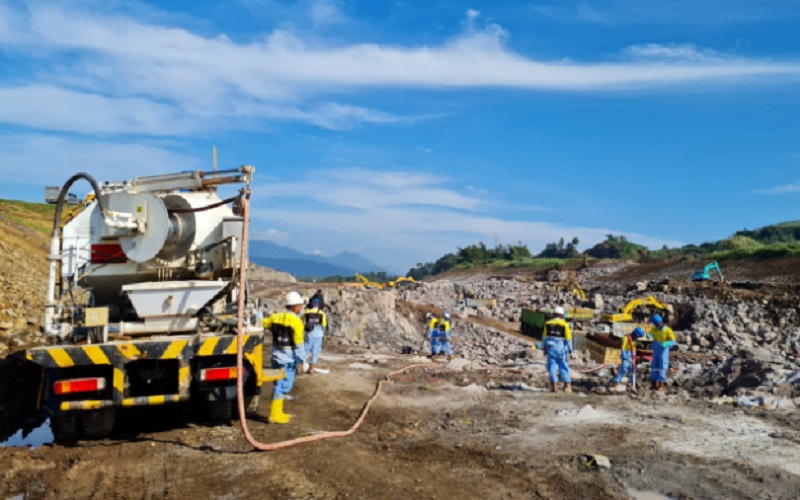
[554,306,566,317]
[285,291,304,306]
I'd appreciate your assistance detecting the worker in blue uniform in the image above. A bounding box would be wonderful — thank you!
[611,327,645,390]
[542,306,573,393]
[302,297,327,374]
[436,310,454,361]
[262,291,306,424]
[649,314,676,392]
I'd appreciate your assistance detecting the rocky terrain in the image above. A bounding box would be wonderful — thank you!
[2,198,800,498]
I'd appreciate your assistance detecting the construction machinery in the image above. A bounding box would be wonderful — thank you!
[355,273,381,289]
[599,296,672,324]
[555,279,586,301]
[692,261,724,282]
[381,276,416,289]
[25,167,267,443]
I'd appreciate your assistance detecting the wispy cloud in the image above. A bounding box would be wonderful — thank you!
[756,182,800,194]
[0,3,798,135]
[255,168,482,211]
[623,43,740,64]
[528,1,800,26]
[249,166,681,270]
[250,228,291,243]
[0,133,201,181]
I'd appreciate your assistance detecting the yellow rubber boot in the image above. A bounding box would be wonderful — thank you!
[269,398,291,424]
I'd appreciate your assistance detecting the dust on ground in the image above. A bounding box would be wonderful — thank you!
[3,346,799,500]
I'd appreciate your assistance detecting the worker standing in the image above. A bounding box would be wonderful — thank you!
[302,297,327,374]
[436,310,454,361]
[542,306,573,393]
[649,314,676,392]
[611,327,645,390]
[427,312,440,358]
[262,291,306,424]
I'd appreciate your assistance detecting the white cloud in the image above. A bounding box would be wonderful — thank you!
[0,133,201,182]
[309,0,345,27]
[251,228,290,242]
[576,2,609,25]
[247,166,681,270]
[755,183,800,194]
[254,168,482,211]
[0,85,199,135]
[623,43,738,64]
[311,248,323,255]
[0,4,798,135]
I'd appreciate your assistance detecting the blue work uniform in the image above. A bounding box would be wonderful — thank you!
[302,307,327,364]
[429,317,449,355]
[613,335,636,384]
[649,325,676,383]
[262,311,306,401]
[543,318,573,383]
[433,319,452,356]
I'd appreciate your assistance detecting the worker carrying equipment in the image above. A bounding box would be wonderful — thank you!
[543,306,573,393]
[611,327,645,389]
[262,291,307,424]
[302,298,327,375]
[648,314,676,392]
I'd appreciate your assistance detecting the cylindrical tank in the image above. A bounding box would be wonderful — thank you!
[78,190,239,311]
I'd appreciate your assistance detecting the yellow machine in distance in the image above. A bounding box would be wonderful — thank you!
[555,279,586,301]
[600,295,673,323]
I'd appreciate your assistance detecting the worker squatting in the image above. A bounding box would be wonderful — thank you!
[260,292,677,424]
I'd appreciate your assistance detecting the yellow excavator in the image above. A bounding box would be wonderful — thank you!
[381,276,416,289]
[600,296,673,323]
[555,279,586,301]
[355,273,382,289]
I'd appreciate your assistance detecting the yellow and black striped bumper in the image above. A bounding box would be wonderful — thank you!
[26,334,263,412]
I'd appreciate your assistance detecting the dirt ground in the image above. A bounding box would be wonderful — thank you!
[3,346,799,499]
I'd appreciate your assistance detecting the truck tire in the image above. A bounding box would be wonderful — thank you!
[244,395,260,416]
[81,408,116,439]
[206,400,232,423]
[51,413,81,445]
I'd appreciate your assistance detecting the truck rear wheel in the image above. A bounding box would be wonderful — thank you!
[51,413,81,445]
[206,400,233,423]
[81,408,116,439]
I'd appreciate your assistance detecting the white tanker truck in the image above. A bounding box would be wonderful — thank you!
[24,167,267,443]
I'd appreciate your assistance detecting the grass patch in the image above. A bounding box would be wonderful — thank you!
[456,257,572,270]
[712,242,800,261]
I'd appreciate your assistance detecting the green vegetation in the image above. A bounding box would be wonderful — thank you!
[585,235,648,259]
[537,237,580,259]
[310,271,399,283]
[408,242,565,280]
[0,199,55,236]
[408,219,800,280]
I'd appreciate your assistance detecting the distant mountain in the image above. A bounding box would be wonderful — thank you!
[248,240,386,278]
[249,257,356,278]
[327,251,385,273]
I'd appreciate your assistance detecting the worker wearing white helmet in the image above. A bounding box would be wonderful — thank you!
[262,291,307,424]
[429,310,453,360]
[542,306,574,393]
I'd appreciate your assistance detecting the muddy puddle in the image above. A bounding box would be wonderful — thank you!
[0,419,53,449]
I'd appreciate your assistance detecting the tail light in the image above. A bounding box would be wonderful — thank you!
[54,377,107,395]
[199,367,239,382]
[91,244,126,263]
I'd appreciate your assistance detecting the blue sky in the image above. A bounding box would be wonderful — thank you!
[1,0,799,274]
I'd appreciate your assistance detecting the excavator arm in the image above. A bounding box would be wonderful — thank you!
[601,295,672,323]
